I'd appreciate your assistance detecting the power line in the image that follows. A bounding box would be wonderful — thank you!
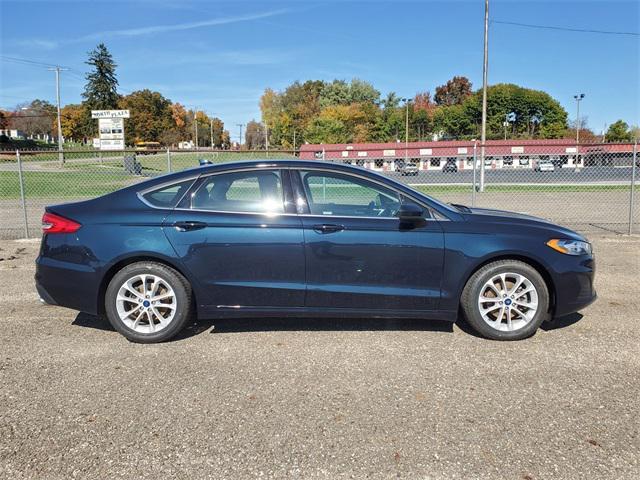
[492,20,639,36]
[0,55,72,69]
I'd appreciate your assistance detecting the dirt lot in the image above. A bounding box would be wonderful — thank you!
[0,235,639,479]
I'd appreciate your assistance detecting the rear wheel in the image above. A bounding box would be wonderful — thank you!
[461,260,549,340]
[105,262,192,343]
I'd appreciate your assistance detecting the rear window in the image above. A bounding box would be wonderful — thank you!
[141,179,194,208]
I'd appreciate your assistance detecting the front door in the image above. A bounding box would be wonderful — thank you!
[163,168,305,309]
[291,169,444,311]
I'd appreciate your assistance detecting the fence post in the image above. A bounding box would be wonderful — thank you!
[167,148,172,173]
[471,141,478,207]
[16,150,30,238]
[629,140,637,235]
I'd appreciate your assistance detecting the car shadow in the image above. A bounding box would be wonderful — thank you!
[71,311,584,340]
[540,312,584,331]
[72,312,115,332]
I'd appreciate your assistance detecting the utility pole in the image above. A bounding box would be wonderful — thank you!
[503,113,509,140]
[293,129,296,151]
[236,123,245,149]
[479,0,489,192]
[48,66,68,165]
[602,123,607,143]
[574,93,585,143]
[265,122,269,152]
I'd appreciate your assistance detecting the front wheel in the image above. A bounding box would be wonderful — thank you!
[105,262,193,343]
[460,260,549,340]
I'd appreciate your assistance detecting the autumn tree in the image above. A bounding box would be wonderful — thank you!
[245,120,265,149]
[58,104,86,142]
[434,76,472,106]
[118,90,173,143]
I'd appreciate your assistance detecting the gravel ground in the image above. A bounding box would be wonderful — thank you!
[0,235,639,479]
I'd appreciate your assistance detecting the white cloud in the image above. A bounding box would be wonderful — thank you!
[75,9,290,42]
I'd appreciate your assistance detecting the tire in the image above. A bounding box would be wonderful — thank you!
[460,260,550,341]
[105,262,193,343]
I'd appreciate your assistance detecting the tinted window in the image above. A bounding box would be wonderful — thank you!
[299,170,401,217]
[191,170,284,213]
[142,179,194,208]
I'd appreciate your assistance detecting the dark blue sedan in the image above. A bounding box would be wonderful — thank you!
[35,160,596,343]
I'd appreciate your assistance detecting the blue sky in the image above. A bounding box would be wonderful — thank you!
[1,0,638,141]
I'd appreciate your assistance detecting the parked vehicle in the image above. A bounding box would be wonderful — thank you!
[535,160,555,172]
[36,160,596,343]
[443,160,458,173]
[397,161,419,176]
[134,141,161,154]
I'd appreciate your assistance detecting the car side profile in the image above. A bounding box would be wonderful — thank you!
[35,160,596,343]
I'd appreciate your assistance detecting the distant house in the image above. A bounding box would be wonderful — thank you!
[0,129,26,139]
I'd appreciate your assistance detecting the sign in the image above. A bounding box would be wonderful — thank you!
[91,110,130,119]
[511,146,525,154]
[419,148,432,155]
[383,149,396,156]
[92,110,128,150]
[92,138,101,148]
[98,117,125,150]
[457,147,468,154]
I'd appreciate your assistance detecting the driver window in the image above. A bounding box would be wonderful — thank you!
[299,170,401,217]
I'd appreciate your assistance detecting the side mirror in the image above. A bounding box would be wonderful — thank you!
[397,203,424,223]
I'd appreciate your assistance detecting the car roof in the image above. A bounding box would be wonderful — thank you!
[196,158,368,173]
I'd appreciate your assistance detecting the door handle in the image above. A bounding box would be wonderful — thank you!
[312,224,344,234]
[173,221,207,232]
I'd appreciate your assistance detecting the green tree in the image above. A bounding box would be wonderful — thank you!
[605,120,633,142]
[82,43,119,110]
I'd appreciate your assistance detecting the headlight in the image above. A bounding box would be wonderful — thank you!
[546,239,592,255]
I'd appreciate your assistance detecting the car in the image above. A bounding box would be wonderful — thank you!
[396,161,419,176]
[35,160,596,343]
[535,160,555,172]
[442,160,458,173]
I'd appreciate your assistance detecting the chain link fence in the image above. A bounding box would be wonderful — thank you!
[0,142,637,239]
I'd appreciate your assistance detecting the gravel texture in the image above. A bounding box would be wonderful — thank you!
[0,235,638,479]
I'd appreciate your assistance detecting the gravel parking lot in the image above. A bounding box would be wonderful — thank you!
[1,235,639,479]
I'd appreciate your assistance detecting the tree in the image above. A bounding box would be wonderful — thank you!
[245,120,265,149]
[82,43,119,110]
[118,90,173,143]
[11,99,56,139]
[434,76,472,106]
[58,104,87,142]
[605,120,633,142]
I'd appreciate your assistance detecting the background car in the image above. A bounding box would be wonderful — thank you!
[535,160,556,172]
[396,161,419,176]
[36,160,596,343]
[442,160,458,173]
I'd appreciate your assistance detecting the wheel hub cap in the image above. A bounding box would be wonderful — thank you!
[115,274,177,334]
[477,272,539,332]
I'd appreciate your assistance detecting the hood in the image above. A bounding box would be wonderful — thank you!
[461,207,587,241]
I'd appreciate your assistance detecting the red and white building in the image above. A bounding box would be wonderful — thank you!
[299,140,634,172]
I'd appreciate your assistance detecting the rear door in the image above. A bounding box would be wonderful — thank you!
[291,168,444,311]
[163,168,306,308]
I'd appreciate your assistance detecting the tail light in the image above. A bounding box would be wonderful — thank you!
[42,212,81,234]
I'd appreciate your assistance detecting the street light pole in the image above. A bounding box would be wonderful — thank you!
[193,109,199,151]
[574,93,585,143]
[480,0,490,192]
[48,66,68,165]
[210,118,214,150]
[402,98,412,163]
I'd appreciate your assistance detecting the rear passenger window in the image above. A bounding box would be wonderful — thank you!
[141,179,194,208]
[191,170,284,213]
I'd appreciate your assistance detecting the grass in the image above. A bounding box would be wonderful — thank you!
[0,168,633,200]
